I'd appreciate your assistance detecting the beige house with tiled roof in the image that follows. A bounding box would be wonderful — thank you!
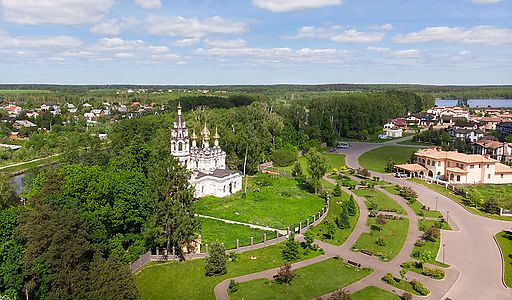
[395,147,512,184]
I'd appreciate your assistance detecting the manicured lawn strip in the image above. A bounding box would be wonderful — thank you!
[411,220,450,268]
[358,146,419,173]
[380,278,426,296]
[353,217,409,261]
[194,174,325,229]
[353,188,405,214]
[136,243,322,300]
[418,219,451,231]
[350,286,401,300]
[310,190,359,246]
[381,185,443,218]
[200,218,276,250]
[409,178,512,221]
[229,258,372,300]
[495,231,512,288]
[401,262,445,280]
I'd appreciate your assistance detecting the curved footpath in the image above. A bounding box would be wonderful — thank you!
[215,137,512,299]
[343,138,512,300]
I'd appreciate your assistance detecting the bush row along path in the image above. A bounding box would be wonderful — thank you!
[214,148,460,300]
[343,137,512,299]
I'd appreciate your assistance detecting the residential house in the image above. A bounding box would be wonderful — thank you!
[13,120,37,130]
[472,139,512,162]
[496,122,512,139]
[67,103,78,113]
[475,117,502,131]
[395,147,512,184]
[448,128,484,142]
[26,111,39,119]
[5,105,22,116]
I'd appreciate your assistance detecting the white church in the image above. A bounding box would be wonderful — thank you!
[171,104,243,198]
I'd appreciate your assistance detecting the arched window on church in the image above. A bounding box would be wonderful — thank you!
[178,142,183,151]
[173,142,176,151]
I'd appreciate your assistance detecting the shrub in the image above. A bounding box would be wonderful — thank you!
[400,261,415,269]
[382,273,396,284]
[205,242,227,276]
[370,224,382,231]
[228,280,239,293]
[254,175,273,187]
[367,200,378,211]
[423,226,440,242]
[275,263,295,284]
[376,214,387,225]
[272,144,298,167]
[356,168,371,178]
[421,268,445,279]
[376,237,387,246]
[228,251,238,262]
[399,186,417,201]
[410,279,429,296]
[414,240,426,247]
[401,292,413,300]
[291,161,303,177]
[330,288,350,300]
[483,197,500,214]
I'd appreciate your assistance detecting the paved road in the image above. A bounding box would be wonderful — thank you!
[340,138,512,300]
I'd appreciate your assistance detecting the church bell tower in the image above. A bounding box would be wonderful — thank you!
[171,103,190,165]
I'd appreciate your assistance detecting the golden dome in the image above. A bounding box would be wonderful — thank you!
[214,127,220,140]
[191,130,197,140]
[201,122,210,140]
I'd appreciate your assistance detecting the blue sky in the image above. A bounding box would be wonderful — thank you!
[0,0,511,85]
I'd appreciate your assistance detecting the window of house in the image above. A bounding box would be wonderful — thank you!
[470,165,474,169]
[427,159,430,165]
[432,160,436,166]
[438,161,441,166]
[488,174,491,179]
[456,175,460,182]
[501,174,504,178]
[447,162,451,167]
[487,164,490,168]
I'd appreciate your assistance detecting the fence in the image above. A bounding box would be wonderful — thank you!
[129,200,330,273]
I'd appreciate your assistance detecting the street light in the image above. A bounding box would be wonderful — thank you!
[435,196,438,211]
[442,243,446,264]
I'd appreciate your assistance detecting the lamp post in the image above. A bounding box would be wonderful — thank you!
[435,197,438,211]
[442,243,446,264]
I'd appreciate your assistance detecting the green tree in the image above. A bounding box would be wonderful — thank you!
[419,250,433,269]
[304,230,315,249]
[305,148,327,193]
[282,235,300,261]
[346,195,357,216]
[326,222,336,241]
[146,155,199,256]
[332,183,342,197]
[483,197,500,214]
[291,161,303,178]
[205,242,227,276]
[385,158,395,173]
[274,264,295,285]
[0,207,24,299]
[423,226,440,242]
[336,206,350,229]
[330,288,350,300]
[85,252,139,300]
[0,174,15,210]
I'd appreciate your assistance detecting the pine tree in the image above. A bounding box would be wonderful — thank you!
[291,161,303,177]
[282,235,300,261]
[347,195,357,216]
[333,183,342,197]
[336,206,350,229]
[205,242,227,276]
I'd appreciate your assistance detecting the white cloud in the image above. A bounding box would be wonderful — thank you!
[135,0,161,9]
[292,25,384,43]
[471,0,500,4]
[204,38,247,48]
[91,20,122,36]
[0,33,83,49]
[173,38,201,47]
[0,0,115,25]
[252,0,342,12]
[145,15,246,38]
[367,46,423,59]
[146,45,170,54]
[381,23,393,31]
[394,26,512,45]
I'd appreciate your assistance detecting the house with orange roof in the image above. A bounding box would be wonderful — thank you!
[395,147,512,184]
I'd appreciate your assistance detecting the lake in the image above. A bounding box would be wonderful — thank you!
[435,99,512,108]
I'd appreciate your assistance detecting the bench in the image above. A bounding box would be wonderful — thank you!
[361,250,373,256]
[347,260,362,268]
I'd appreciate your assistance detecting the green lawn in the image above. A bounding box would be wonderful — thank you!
[353,188,405,214]
[358,146,419,173]
[381,185,443,218]
[463,184,512,209]
[353,217,409,261]
[418,219,451,231]
[199,218,276,250]
[136,243,321,300]
[279,153,346,175]
[309,190,359,246]
[229,258,372,300]
[381,277,429,296]
[350,286,400,300]
[397,140,432,146]
[410,178,512,221]
[411,220,450,268]
[401,262,445,280]
[194,174,325,229]
[495,231,512,288]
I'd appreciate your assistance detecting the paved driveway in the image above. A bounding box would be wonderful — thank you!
[340,138,512,299]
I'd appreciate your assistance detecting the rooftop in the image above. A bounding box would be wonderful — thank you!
[415,147,497,164]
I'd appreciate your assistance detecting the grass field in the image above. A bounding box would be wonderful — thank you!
[411,220,450,268]
[229,258,372,300]
[279,153,346,175]
[381,277,429,296]
[136,243,321,300]
[381,185,443,218]
[194,174,325,229]
[463,184,512,209]
[397,140,432,146]
[350,286,401,300]
[353,217,409,261]
[309,190,359,246]
[353,188,405,214]
[418,219,451,231]
[199,218,276,250]
[358,146,419,173]
[410,178,512,221]
[495,231,512,287]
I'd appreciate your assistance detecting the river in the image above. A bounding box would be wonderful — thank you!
[435,98,512,108]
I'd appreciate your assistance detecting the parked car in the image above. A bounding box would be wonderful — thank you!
[395,172,408,178]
